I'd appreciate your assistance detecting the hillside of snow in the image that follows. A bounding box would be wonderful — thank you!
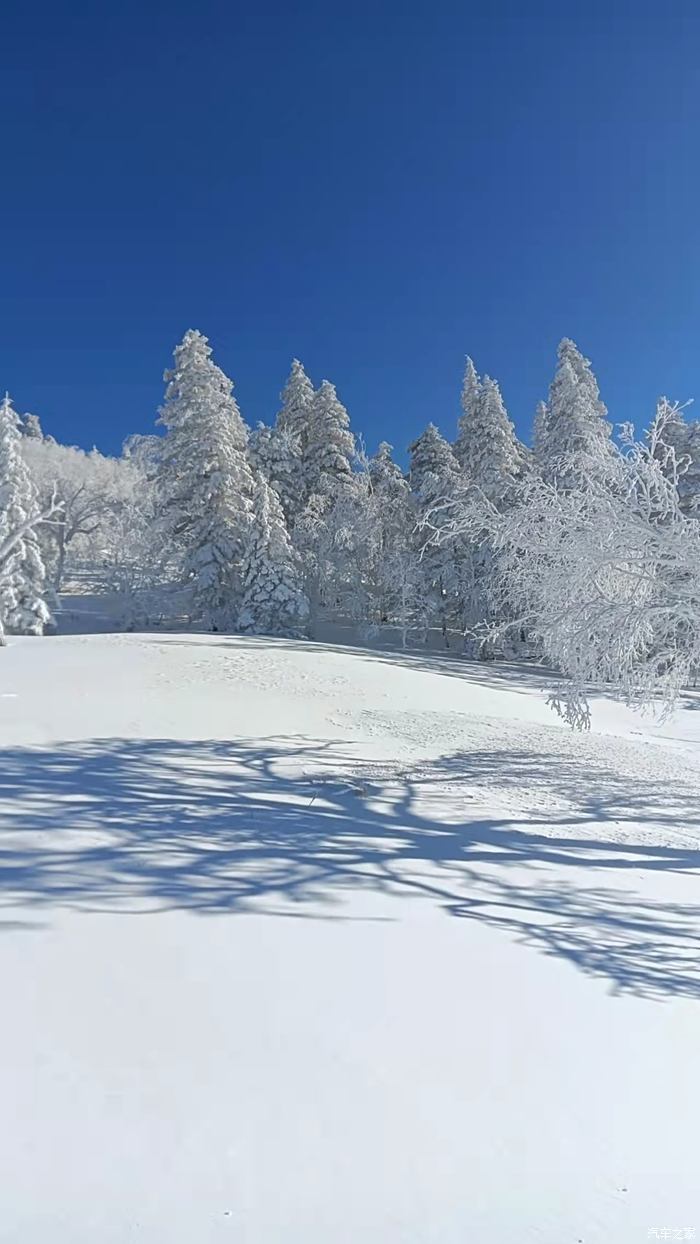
[1,632,699,1242]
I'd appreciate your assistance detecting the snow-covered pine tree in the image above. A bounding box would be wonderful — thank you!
[454,356,481,470]
[303,380,355,501]
[366,441,413,625]
[248,420,303,529]
[455,368,526,504]
[409,422,461,504]
[0,394,51,639]
[408,423,465,643]
[288,379,358,626]
[238,472,309,636]
[368,441,409,531]
[276,358,315,446]
[157,330,256,631]
[540,338,612,486]
[247,360,315,529]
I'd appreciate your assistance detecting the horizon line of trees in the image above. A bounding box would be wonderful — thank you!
[2,331,700,725]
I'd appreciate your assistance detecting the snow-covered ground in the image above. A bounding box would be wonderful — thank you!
[1,631,699,1242]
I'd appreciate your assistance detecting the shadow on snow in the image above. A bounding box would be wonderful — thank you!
[0,734,699,1001]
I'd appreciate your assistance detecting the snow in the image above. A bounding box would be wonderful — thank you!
[1,630,699,1242]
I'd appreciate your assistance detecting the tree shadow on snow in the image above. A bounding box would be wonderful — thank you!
[1,736,700,1000]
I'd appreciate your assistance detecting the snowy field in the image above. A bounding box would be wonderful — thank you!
[1,631,699,1242]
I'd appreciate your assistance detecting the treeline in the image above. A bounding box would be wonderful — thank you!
[2,331,700,722]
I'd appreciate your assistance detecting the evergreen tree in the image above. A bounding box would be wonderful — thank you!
[157,330,256,630]
[284,378,357,628]
[368,441,410,535]
[454,356,481,470]
[248,360,316,529]
[408,424,464,643]
[366,442,413,625]
[276,358,315,446]
[409,422,461,504]
[249,420,304,529]
[541,338,612,485]
[238,473,309,636]
[456,370,525,504]
[0,394,50,638]
[303,380,355,501]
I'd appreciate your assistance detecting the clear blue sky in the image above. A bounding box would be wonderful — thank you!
[2,0,700,458]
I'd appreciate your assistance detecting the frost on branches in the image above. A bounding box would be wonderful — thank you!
[238,474,309,636]
[652,398,700,515]
[158,330,256,631]
[8,327,700,728]
[436,404,700,725]
[0,394,52,640]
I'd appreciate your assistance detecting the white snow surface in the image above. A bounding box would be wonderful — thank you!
[1,631,699,1242]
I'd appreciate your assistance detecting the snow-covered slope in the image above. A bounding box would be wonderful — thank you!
[1,633,699,1242]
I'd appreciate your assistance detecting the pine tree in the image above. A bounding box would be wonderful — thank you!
[238,473,309,636]
[409,422,461,504]
[455,369,525,504]
[366,442,412,625]
[541,338,612,485]
[454,356,481,470]
[249,420,304,529]
[157,330,256,630]
[0,394,50,638]
[408,424,464,643]
[303,380,355,501]
[277,359,315,446]
[247,360,316,529]
[368,441,409,529]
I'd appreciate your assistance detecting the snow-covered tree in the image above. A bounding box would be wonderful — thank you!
[651,399,700,515]
[122,433,163,477]
[158,329,256,630]
[287,378,359,627]
[21,412,43,440]
[248,421,303,529]
[409,422,461,502]
[408,424,466,643]
[247,361,316,529]
[538,338,612,486]
[454,356,481,470]
[22,439,131,591]
[0,394,51,638]
[455,368,525,504]
[238,473,309,636]
[292,476,370,629]
[276,358,315,445]
[368,441,410,552]
[303,380,355,501]
[363,441,414,627]
[431,404,700,725]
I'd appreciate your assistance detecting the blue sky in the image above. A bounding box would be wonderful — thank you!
[2,0,700,458]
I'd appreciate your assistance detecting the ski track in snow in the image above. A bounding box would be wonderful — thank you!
[0,631,699,1243]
